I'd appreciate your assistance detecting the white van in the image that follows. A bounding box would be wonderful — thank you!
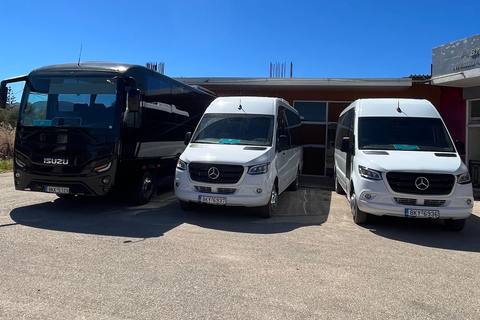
[174,96,303,217]
[334,98,473,231]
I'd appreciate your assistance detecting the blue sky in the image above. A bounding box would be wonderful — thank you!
[1,0,478,96]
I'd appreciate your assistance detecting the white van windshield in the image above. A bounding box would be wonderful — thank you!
[358,117,455,152]
[191,114,274,146]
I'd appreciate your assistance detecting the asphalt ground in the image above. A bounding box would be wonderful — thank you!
[1,172,480,319]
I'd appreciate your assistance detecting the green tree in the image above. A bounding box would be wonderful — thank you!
[0,106,18,128]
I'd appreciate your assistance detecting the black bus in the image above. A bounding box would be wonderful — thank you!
[0,62,216,204]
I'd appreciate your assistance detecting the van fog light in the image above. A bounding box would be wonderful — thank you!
[256,188,263,194]
[466,199,472,205]
[175,182,180,187]
[361,192,376,201]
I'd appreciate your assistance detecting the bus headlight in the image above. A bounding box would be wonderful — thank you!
[94,162,112,173]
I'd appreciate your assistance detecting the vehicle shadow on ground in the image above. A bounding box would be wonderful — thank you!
[8,186,330,239]
[362,213,480,253]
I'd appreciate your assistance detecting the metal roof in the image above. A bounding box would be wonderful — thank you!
[175,77,412,91]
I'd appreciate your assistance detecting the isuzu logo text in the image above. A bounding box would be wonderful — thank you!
[44,158,69,165]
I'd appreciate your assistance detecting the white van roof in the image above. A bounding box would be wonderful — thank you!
[205,96,296,115]
[343,98,441,118]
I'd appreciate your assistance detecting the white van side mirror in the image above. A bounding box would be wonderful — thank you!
[340,137,352,153]
[277,135,289,151]
[184,132,192,145]
[455,140,466,156]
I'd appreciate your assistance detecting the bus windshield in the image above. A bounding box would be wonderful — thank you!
[20,76,118,129]
[358,117,455,152]
[191,114,274,146]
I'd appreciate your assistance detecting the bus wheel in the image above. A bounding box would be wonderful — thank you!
[132,171,155,205]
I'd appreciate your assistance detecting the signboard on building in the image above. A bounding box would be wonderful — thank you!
[432,34,480,77]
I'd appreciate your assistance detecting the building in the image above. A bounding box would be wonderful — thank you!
[431,33,480,187]
[177,34,479,185]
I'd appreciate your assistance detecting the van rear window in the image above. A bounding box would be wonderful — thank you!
[358,117,455,152]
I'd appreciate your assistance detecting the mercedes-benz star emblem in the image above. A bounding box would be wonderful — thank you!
[208,167,220,180]
[415,177,429,190]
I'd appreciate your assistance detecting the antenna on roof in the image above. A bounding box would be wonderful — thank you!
[77,44,83,66]
[396,100,402,113]
[238,99,246,113]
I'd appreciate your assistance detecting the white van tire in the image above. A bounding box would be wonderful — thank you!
[444,218,466,231]
[351,190,368,224]
[258,186,278,218]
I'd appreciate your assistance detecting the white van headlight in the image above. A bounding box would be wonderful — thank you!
[358,165,382,180]
[457,172,471,184]
[177,159,188,170]
[248,163,270,175]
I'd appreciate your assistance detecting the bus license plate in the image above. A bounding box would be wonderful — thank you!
[45,186,70,194]
[198,195,227,205]
[405,209,439,219]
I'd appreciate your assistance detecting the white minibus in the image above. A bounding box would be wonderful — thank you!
[175,96,303,217]
[334,98,473,231]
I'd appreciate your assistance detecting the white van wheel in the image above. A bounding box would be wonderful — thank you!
[258,186,277,218]
[351,191,368,224]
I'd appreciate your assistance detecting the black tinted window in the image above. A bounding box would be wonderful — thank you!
[358,117,455,152]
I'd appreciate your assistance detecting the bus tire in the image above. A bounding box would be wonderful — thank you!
[131,171,156,205]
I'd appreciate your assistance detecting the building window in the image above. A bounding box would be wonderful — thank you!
[294,101,326,122]
[469,99,480,123]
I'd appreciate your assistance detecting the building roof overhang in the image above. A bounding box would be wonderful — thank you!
[175,77,413,91]
[431,68,480,88]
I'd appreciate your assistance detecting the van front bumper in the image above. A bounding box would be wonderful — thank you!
[355,178,473,220]
[174,169,273,207]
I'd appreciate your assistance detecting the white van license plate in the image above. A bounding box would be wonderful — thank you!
[45,186,70,194]
[405,209,439,218]
[199,195,227,205]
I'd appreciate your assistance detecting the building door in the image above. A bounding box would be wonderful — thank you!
[293,101,349,176]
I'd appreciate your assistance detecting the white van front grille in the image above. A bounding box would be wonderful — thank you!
[394,197,446,207]
[189,163,244,184]
[194,186,236,194]
[386,172,455,195]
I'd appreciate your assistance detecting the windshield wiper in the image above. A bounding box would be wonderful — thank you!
[71,127,99,143]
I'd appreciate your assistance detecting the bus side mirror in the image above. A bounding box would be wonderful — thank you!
[184,132,192,145]
[455,140,466,156]
[340,137,351,153]
[0,84,7,109]
[127,88,140,112]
